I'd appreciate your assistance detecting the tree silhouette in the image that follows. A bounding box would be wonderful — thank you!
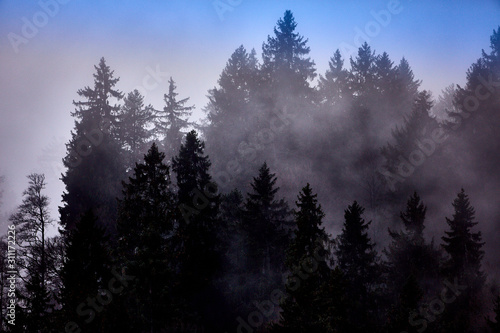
[117,143,175,331]
[154,77,194,158]
[60,57,126,235]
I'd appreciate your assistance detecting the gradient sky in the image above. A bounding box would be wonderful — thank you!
[0,0,499,228]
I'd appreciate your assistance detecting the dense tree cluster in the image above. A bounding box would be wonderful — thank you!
[1,10,499,333]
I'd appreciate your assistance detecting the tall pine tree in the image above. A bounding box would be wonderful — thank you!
[60,57,126,235]
[241,163,291,303]
[274,184,336,332]
[261,10,316,99]
[335,201,380,332]
[116,89,154,171]
[171,130,224,331]
[441,189,486,332]
[116,143,175,331]
[154,77,194,158]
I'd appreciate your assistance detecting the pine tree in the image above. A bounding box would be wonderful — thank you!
[9,174,55,332]
[242,163,290,276]
[59,210,112,332]
[335,201,379,332]
[261,10,316,98]
[349,42,377,102]
[154,77,194,158]
[381,90,439,174]
[117,89,154,170]
[385,193,440,292]
[287,183,329,264]
[318,49,351,107]
[442,189,484,281]
[203,45,261,190]
[60,57,126,235]
[447,27,500,181]
[274,184,333,332]
[374,52,396,97]
[116,142,175,331]
[440,189,485,332]
[171,130,224,330]
[393,57,421,111]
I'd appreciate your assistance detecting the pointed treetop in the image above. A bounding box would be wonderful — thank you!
[482,26,500,61]
[400,191,426,241]
[262,10,316,91]
[250,162,279,201]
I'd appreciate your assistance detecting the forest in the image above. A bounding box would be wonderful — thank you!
[0,9,499,333]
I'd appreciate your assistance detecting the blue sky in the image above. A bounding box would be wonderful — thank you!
[0,0,499,226]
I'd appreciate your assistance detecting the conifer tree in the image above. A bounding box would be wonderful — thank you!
[60,57,126,234]
[274,184,334,332]
[448,27,500,181]
[116,143,175,331]
[440,189,486,332]
[349,42,377,100]
[154,77,194,158]
[374,52,396,97]
[393,57,421,110]
[171,130,224,330]
[381,90,439,174]
[203,45,261,190]
[318,49,351,107]
[385,193,440,293]
[117,89,154,170]
[261,10,316,98]
[441,189,484,282]
[242,163,290,278]
[335,201,379,332]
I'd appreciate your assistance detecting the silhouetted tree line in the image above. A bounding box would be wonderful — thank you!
[1,9,500,333]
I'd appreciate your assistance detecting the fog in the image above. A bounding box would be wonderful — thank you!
[1,1,500,331]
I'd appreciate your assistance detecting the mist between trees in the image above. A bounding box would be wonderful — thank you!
[1,9,500,333]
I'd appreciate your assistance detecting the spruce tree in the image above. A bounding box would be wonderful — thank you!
[318,49,351,107]
[203,45,261,190]
[154,77,194,158]
[242,163,290,277]
[171,130,224,330]
[393,57,421,111]
[60,57,126,235]
[440,189,485,333]
[261,10,316,98]
[335,201,379,332]
[374,52,396,98]
[448,27,500,182]
[349,42,377,100]
[274,184,333,332]
[381,90,439,175]
[441,189,484,282]
[384,192,440,294]
[117,89,154,170]
[116,142,175,331]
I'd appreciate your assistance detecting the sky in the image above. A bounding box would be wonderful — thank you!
[0,0,499,229]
